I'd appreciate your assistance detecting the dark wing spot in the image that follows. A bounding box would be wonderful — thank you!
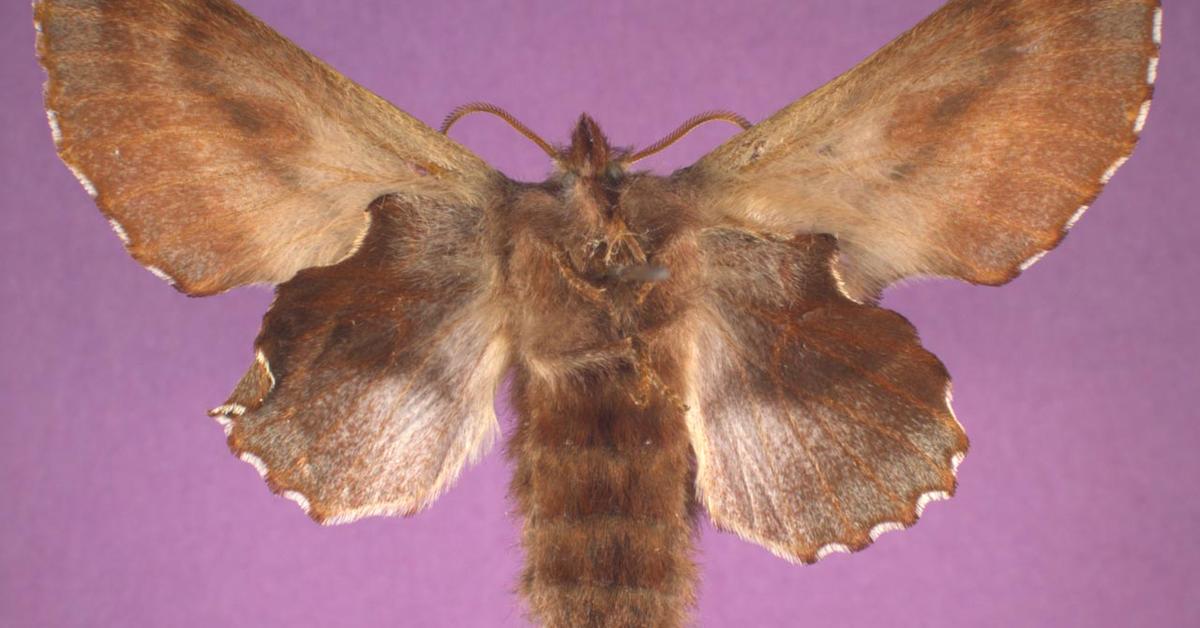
[934,90,978,122]
[218,97,267,134]
[889,162,916,181]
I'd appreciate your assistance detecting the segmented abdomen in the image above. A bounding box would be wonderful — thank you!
[509,366,697,627]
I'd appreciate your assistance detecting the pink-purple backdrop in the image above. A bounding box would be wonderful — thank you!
[3,1,1197,626]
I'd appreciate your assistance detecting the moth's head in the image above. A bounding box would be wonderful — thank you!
[440,105,752,257]
[559,114,628,180]
[440,105,626,181]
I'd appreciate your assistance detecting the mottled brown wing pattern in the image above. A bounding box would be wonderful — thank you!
[209,196,510,524]
[34,0,496,295]
[685,0,1161,300]
[686,230,967,563]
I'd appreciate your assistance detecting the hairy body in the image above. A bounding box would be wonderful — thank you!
[34,0,1161,625]
[500,123,703,624]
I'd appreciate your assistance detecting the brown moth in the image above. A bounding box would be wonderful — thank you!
[35,0,1161,626]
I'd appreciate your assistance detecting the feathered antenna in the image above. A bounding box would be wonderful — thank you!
[623,111,752,165]
[440,102,559,160]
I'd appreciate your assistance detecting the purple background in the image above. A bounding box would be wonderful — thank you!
[3,1,1197,626]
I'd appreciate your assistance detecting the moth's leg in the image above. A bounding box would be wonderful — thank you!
[626,336,688,414]
[602,220,649,266]
[635,279,658,305]
[550,248,609,306]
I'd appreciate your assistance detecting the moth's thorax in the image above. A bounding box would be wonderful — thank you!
[539,115,660,284]
[499,164,701,386]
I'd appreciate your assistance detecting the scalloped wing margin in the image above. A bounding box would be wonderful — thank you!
[34,0,496,295]
[686,0,1162,301]
[686,230,967,563]
[209,197,509,524]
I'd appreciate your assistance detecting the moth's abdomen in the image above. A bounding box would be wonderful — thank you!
[509,366,696,628]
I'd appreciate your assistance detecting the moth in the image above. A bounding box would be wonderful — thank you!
[35,0,1161,626]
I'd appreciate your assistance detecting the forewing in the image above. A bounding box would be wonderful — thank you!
[35,0,497,295]
[687,230,967,563]
[684,0,1161,300]
[209,196,509,524]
